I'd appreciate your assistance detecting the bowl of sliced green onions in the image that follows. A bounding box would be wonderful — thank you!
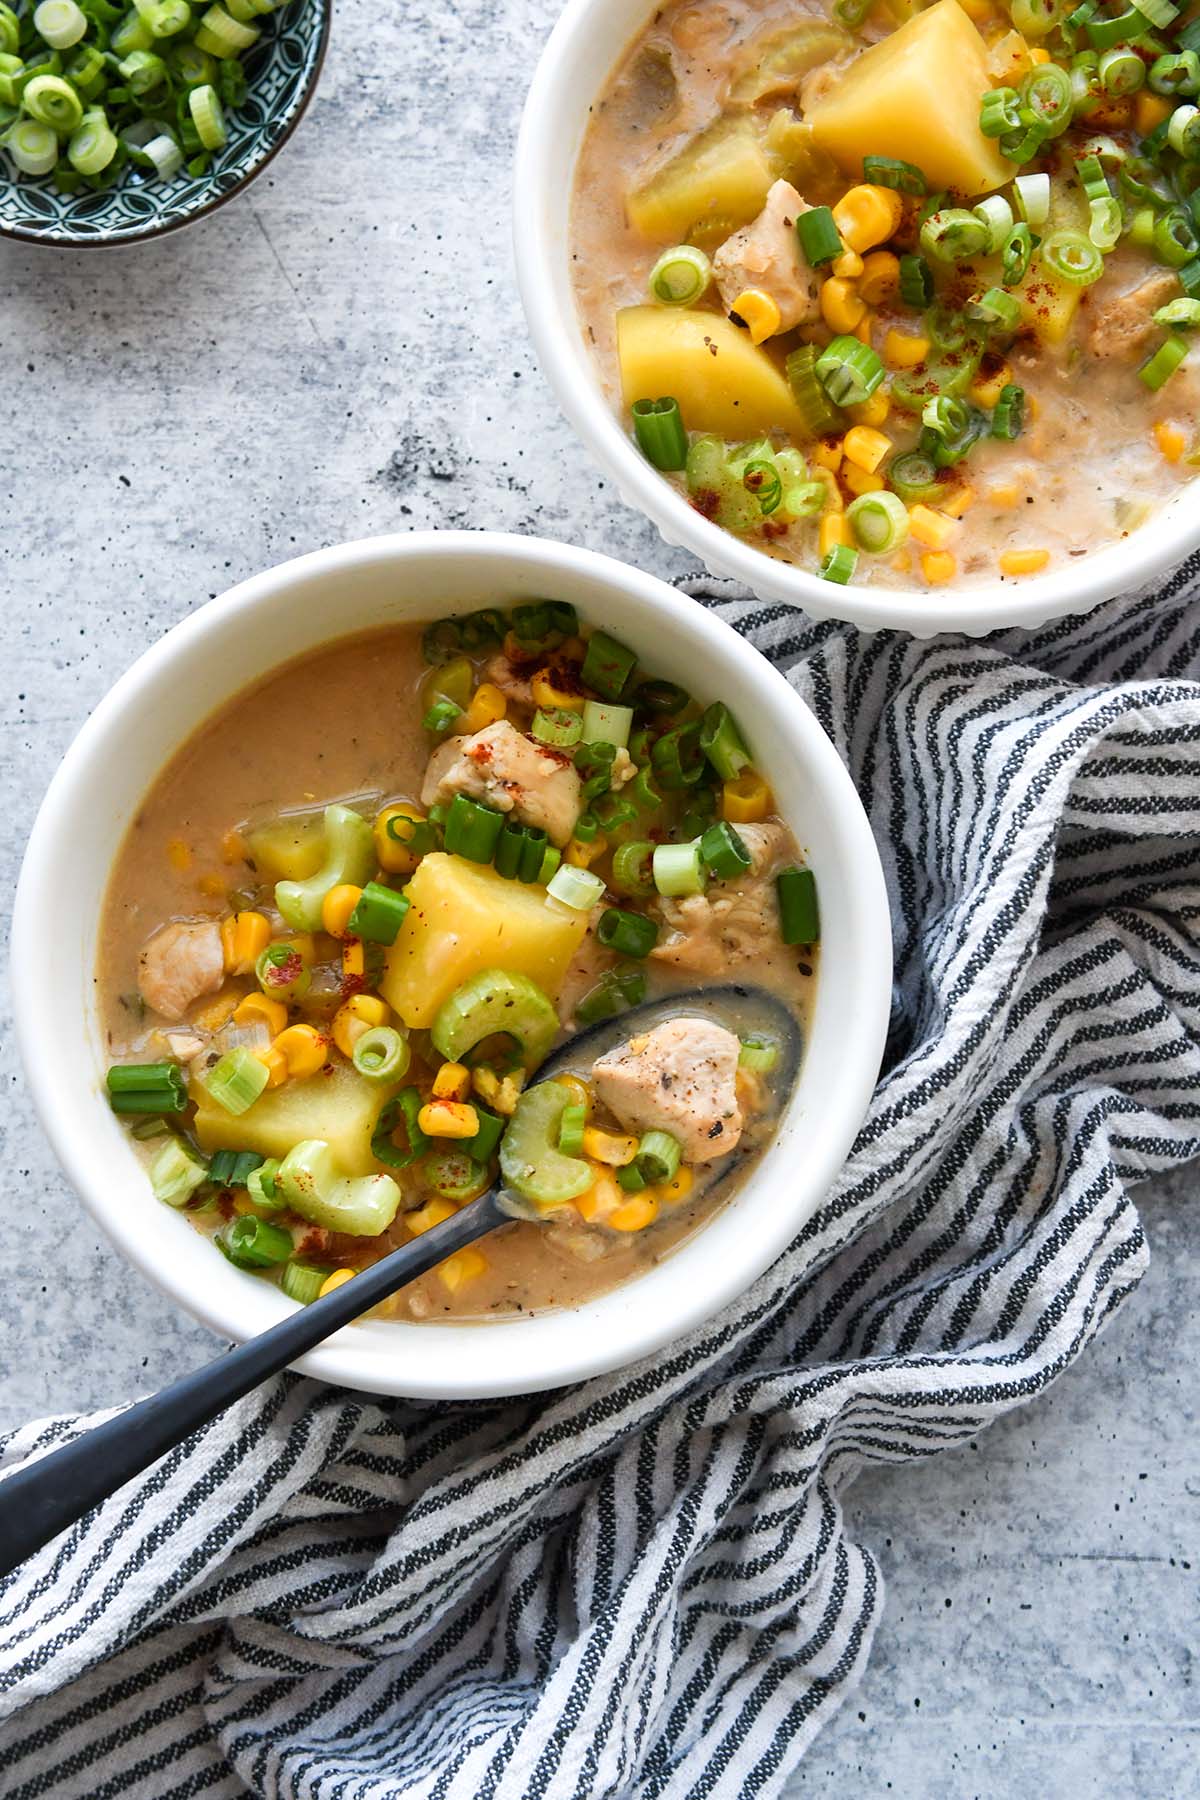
[0,0,327,245]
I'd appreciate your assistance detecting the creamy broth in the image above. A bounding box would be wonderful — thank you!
[100,620,816,1324]
[571,0,1200,591]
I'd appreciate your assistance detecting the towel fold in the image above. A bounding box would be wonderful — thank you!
[4,567,1200,1800]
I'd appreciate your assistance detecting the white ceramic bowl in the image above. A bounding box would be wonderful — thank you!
[514,0,1200,638]
[12,531,890,1398]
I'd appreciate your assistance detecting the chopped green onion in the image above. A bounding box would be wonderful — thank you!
[1138,333,1189,387]
[741,456,782,516]
[820,543,859,585]
[1086,5,1150,47]
[635,1129,681,1186]
[847,489,909,554]
[443,793,505,863]
[1011,0,1061,34]
[634,677,689,714]
[422,697,462,734]
[106,1060,187,1115]
[796,204,842,265]
[1129,205,1158,248]
[888,449,941,503]
[1154,297,1200,326]
[256,941,311,1003]
[966,286,1022,329]
[652,840,707,898]
[7,118,58,174]
[650,719,705,789]
[246,1157,284,1213]
[581,629,637,701]
[150,1137,209,1207]
[348,880,410,945]
[281,1261,331,1304]
[991,383,1026,439]
[466,1103,505,1163]
[538,844,562,887]
[617,1160,648,1193]
[785,344,844,434]
[575,738,618,799]
[574,966,646,1026]
[33,0,87,46]
[973,194,1014,252]
[1001,222,1034,285]
[557,1103,587,1157]
[193,1,257,55]
[596,906,658,958]
[1021,62,1074,135]
[371,1087,429,1170]
[738,1034,780,1073]
[188,81,226,149]
[698,701,752,780]
[581,698,633,749]
[22,72,83,129]
[206,1046,270,1116]
[632,396,688,471]
[208,1149,264,1189]
[1040,228,1105,285]
[219,1214,294,1270]
[352,1025,411,1083]
[1168,101,1200,157]
[532,706,583,748]
[1154,205,1199,265]
[1013,172,1051,225]
[420,1148,488,1203]
[547,863,605,910]
[816,334,884,406]
[0,3,18,54]
[980,85,1023,136]
[700,819,751,880]
[172,40,217,84]
[1099,44,1146,92]
[1150,49,1199,92]
[920,207,991,263]
[862,153,926,193]
[118,50,166,96]
[649,243,712,304]
[898,253,933,308]
[777,867,820,945]
[1088,194,1123,250]
[611,839,656,897]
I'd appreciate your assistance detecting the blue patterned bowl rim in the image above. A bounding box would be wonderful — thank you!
[0,0,329,247]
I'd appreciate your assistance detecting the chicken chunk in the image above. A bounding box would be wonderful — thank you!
[593,1017,743,1163]
[421,719,581,846]
[484,653,535,709]
[650,821,790,976]
[713,179,821,335]
[137,920,225,1022]
[1087,271,1178,359]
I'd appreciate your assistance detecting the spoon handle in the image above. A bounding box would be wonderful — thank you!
[0,1189,505,1581]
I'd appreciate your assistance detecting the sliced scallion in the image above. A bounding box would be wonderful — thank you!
[652,840,706,898]
[206,1046,270,1116]
[632,396,688,471]
[846,490,909,554]
[796,204,842,265]
[777,867,820,945]
[648,244,712,305]
[547,863,605,910]
[150,1137,209,1207]
[1138,334,1189,387]
[596,906,658,958]
[581,698,633,749]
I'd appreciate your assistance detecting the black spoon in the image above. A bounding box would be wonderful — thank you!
[0,986,801,1579]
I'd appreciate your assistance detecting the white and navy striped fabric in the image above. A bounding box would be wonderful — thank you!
[5,566,1200,1798]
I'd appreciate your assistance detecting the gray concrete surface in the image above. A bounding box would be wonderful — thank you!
[0,0,1196,1791]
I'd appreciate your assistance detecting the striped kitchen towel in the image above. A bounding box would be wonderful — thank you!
[4,564,1200,1800]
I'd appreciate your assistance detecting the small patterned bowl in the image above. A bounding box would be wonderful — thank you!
[0,0,329,247]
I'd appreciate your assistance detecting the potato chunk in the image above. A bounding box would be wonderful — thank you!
[617,306,806,439]
[192,1061,392,1176]
[627,115,775,247]
[381,853,588,1028]
[806,0,1012,197]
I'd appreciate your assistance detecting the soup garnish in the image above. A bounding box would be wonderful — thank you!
[100,609,817,1323]
[571,0,1200,590]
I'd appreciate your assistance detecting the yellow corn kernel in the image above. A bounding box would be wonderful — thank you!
[331,992,390,1058]
[908,505,958,552]
[847,389,890,429]
[220,910,271,975]
[255,1044,289,1089]
[659,1166,694,1206]
[1154,419,1187,464]
[198,873,227,899]
[556,1073,592,1116]
[234,992,288,1038]
[319,1269,355,1299]
[531,667,583,711]
[566,833,608,868]
[968,362,1012,409]
[939,484,976,520]
[891,549,913,574]
[233,1193,259,1215]
[374,803,428,876]
[1136,89,1172,135]
[1029,44,1050,62]
[221,828,248,866]
[460,682,507,735]
[843,464,885,496]
[730,287,782,344]
[418,1100,479,1140]
[842,425,892,474]
[273,1023,328,1080]
[883,329,929,370]
[831,248,864,279]
[406,1196,458,1235]
[432,1061,471,1102]
[437,1247,489,1293]
[921,551,957,585]
[342,940,365,981]
[858,249,901,307]
[820,276,865,334]
[581,1126,639,1167]
[193,991,240,1033]
[608,1194,661,1233]
[167,837,191,873]
[999,547,1050,576]
[811,436,843,473]
[819,513,850,557]
[472,1066,524,1115]
[722,769,772,824]
[832,184,903,252]
[958,0,994,20]
[854,311,874,347]
[988,482,1020,509]
[322,884,363,940]
[575,1167,621,1223]
[816,467,844,513]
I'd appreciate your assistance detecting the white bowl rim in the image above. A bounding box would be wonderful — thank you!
[513,0,1200,639]
[12,529,892,1398]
